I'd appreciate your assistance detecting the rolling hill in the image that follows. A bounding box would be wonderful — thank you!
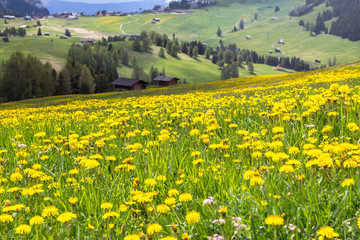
[0,0,359,85]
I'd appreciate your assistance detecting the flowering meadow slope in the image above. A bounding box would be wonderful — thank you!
[0,64,360,239]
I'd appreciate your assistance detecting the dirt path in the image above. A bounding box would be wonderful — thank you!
[119,15,140,34]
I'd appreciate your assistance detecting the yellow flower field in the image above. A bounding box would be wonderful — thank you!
[0,64,360,239]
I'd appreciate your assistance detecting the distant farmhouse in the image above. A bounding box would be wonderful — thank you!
[80,38,96,44]
[53,12,83,19]
[111,78,148,91]
[153,76,179,87]
[153,5,165,13]
[121,34,140,38]
[278,39,285,44]
[23,15,32,21]
[67,15,79,20]
[3,15,15,20]
[246,35,251,40]
[2,37,9,42]
[189,0,216,8]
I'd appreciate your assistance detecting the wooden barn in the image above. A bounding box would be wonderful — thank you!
[111,78,148,91]
[153,76,179,87]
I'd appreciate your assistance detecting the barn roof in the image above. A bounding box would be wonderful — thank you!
[111,78,148,87]
[153,76,179,82]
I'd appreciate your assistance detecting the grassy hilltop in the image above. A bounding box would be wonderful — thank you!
[0,0,359,84]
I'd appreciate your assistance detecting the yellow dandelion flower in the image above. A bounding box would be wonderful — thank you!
[124,234,140,240]
[160,237,177,240]
[144,178,157,186]
[147,223,163,234]
[279,164,294,173]
[30,215,44,225]
[186,211,201,224]
[42,206,59,218]
[179,193,193,202]
[57,212,77,223]
[265,215,284,226]
[100,202,113,209]
[341,178,355,187]
[102,211,120,220]
[15,224,31,234]
[156,204,170,214]
[317,226,339,239]
[0,214,14,223]
[168,189,179,197]
[68,197,78,204]
[120,204,128,212]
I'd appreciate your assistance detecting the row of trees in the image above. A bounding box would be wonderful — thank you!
[297,0,359,41]
[0,52,57,102]
[0,27,26,37]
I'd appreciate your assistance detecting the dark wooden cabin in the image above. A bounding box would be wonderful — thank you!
[111,78,148,91]
[153,76,179,87]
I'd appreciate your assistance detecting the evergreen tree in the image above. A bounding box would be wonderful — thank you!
[162,66,165,76]
[120,50,129,65]
[132,38,142,52]
[254,12,258,20]
[65,29,71,37]
[328,58,332,67]
[246,55,254,72]
[193,46,198,58]
[224,49,234,64]
[37,28,42,36]
[205,48,211,59]
[239,19,244,29]
[231,62,239,78]
[247,61,254,72]
[221,65,231,79]
[57,68,72,95]
[333,56,336,66]
[171,40,179,57]
[180,42,188,54]
[166,40,172,54]
[158,47,165,58]
[211,54,218,64]
[149,66,159,84]
[275,6,280,12]
[237,52,243,67]
[79,65,95,94]
[142,38,151,52]
[217,27,222,37]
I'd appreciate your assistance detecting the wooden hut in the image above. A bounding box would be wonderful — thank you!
[153,76,179,87]
[111,78,148,91]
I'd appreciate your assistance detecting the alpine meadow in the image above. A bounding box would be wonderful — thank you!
[0,0,360,239]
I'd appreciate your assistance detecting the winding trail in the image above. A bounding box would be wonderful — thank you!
[119,15,140,34]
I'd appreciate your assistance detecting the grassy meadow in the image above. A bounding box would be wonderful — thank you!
[0,62,360,239]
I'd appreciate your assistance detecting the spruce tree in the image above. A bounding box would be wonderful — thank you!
[217,27,222,37]
[193,46,198,58]
[132,38,142,52]
[65,29,71,37]
[158,47,165,58]
[37,28,42,36]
